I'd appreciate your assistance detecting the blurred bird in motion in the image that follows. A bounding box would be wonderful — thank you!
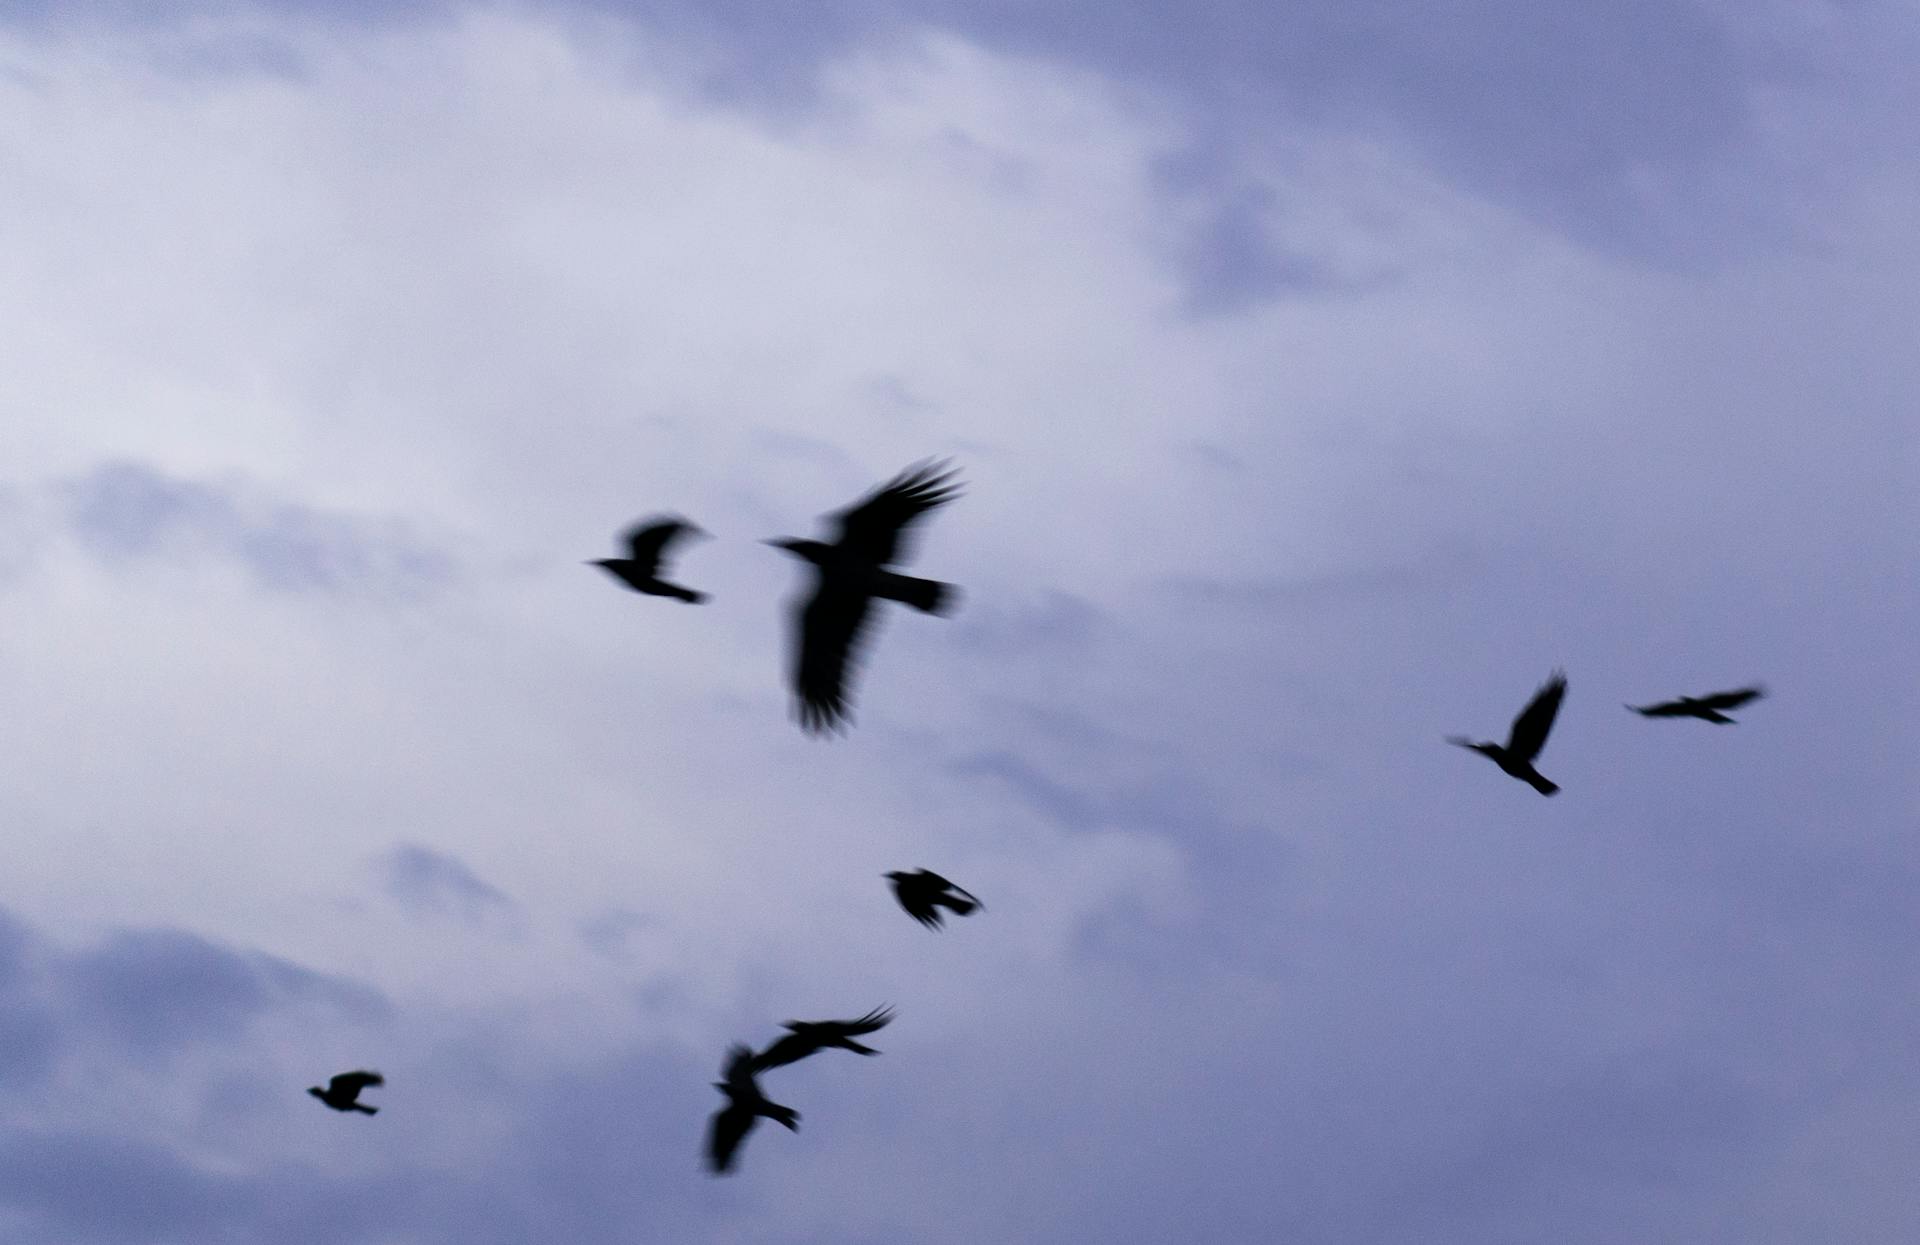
[589,516,709,603]
[767,460,962,733]
[308,1070,383,1115]
[1627,685,1765,723]
[886,869,982,929]
[752,1006,895,1072]
[1448,670,1568,796]
[707,1044,799,1174]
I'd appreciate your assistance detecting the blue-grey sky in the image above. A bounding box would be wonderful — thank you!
[0,2,1916,1241]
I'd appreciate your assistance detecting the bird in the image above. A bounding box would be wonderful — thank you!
[1447,669,1568,796]
[886,869,982,929]
[706,1044,800,1174]
[308,1070,383,1115]
[589,517,708,603]
[1626,685,1765,724]
[766,460,962,733]
[752,1006,895,1072]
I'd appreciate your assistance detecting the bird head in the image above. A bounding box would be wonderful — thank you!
[763,538,827,563]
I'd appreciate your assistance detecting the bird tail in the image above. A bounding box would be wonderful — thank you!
[937,893,978,916]
[1526,772,1559,797]
[764,1104,800,1131]
[353,1104,378,1116]
[879,573,957,615]
[837,1039,879,1055]
[672,585,708,604]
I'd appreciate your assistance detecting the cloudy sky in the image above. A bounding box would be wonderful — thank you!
[1,1,1916,1240]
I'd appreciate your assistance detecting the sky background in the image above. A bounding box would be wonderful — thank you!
[0,1,1917,1241]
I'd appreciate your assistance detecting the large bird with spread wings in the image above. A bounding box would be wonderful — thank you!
[706,1044,799,1174]
[1447,670,1568,796]
[766,461,962,733]
[1627,685,1765,724]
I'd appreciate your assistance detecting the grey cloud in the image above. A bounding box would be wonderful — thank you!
[60,461,457,599]
[65,927,386,1058]
[377,843,521,930]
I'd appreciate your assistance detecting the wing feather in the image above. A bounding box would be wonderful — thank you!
[794,585,874,734]
[1505,671,1567,761]
[828,460,962,566]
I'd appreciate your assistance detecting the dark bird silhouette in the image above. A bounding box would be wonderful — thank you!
[766,460,962,733]
[1627,685,1765,724]
[308,1070,383,1115]
[886,869,981,929]
[1447,670,1568,796]
[589,517,708,603]
[706,1044,799,1174]
[752,1006,895,1072]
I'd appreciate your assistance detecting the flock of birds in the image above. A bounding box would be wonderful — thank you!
[304,457,1767,1174]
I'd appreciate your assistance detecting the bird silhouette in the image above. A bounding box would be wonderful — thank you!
[1626,685,1765,723]
[706,1044,799,1174]
[589,517,708,603]
[1447,670,1567,796]
[886,869,982,929]
[766,460,962,733]
[308,1070,383,1115]
[752,1006,895,1072]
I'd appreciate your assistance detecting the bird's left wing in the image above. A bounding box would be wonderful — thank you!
[622,517,695,570]
[836,1005,894,1036]
[1506,670,1567,760]
[1694,686,1765,711]
[330,1070,384,1095]
[707,1104,753,1173]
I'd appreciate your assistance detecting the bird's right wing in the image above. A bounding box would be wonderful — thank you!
[1695,686,1765,710]
[836,1006,894,1036]
[793,584,874,734]
[827,460,961,566]
[330,1070,384,1095]
[1505,671,1567,760]
[707,1104,753,1173]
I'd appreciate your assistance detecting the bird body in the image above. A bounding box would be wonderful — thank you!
[769,461,962,733]
[707,1045,799,1174]
[591,517,708,603]
[308,1070,383,1115]
[752,1006,894,1072]
[1627,686,1765,724]
[886,869,981,929]
[1448,670,1567,796]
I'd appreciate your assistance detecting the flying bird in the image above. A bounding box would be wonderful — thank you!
[766,460,962,733]
[706,1044,799,1174]
[1626,685,1765,724]
[886,869,981,929]
[1447,669,1568,796]
[308,1070,383,1115]
[589,517,708,603]
[752,1006,895,1072]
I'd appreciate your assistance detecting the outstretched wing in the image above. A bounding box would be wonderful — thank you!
[1505,670,1566,761]
[1626,699,1690,717]
[1693,686,1765,711]
[830,1005,894,1037]
[706,1103,755,1173]
[751,1031,822,1072]
[792,584,874,734]
[329,1070,383,1096]
[622,517,698,573]
[827,460,961,566]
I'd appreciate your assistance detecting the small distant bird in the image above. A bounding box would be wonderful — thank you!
[706,1044,799,1174]
[886,869,982,930]
[1447,670,1568,796]
[767,460,962,733]
[308,1070,383,1115]
[752,1006,895,1072]
[589,517,708,603]
[1627,686,1765,724]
